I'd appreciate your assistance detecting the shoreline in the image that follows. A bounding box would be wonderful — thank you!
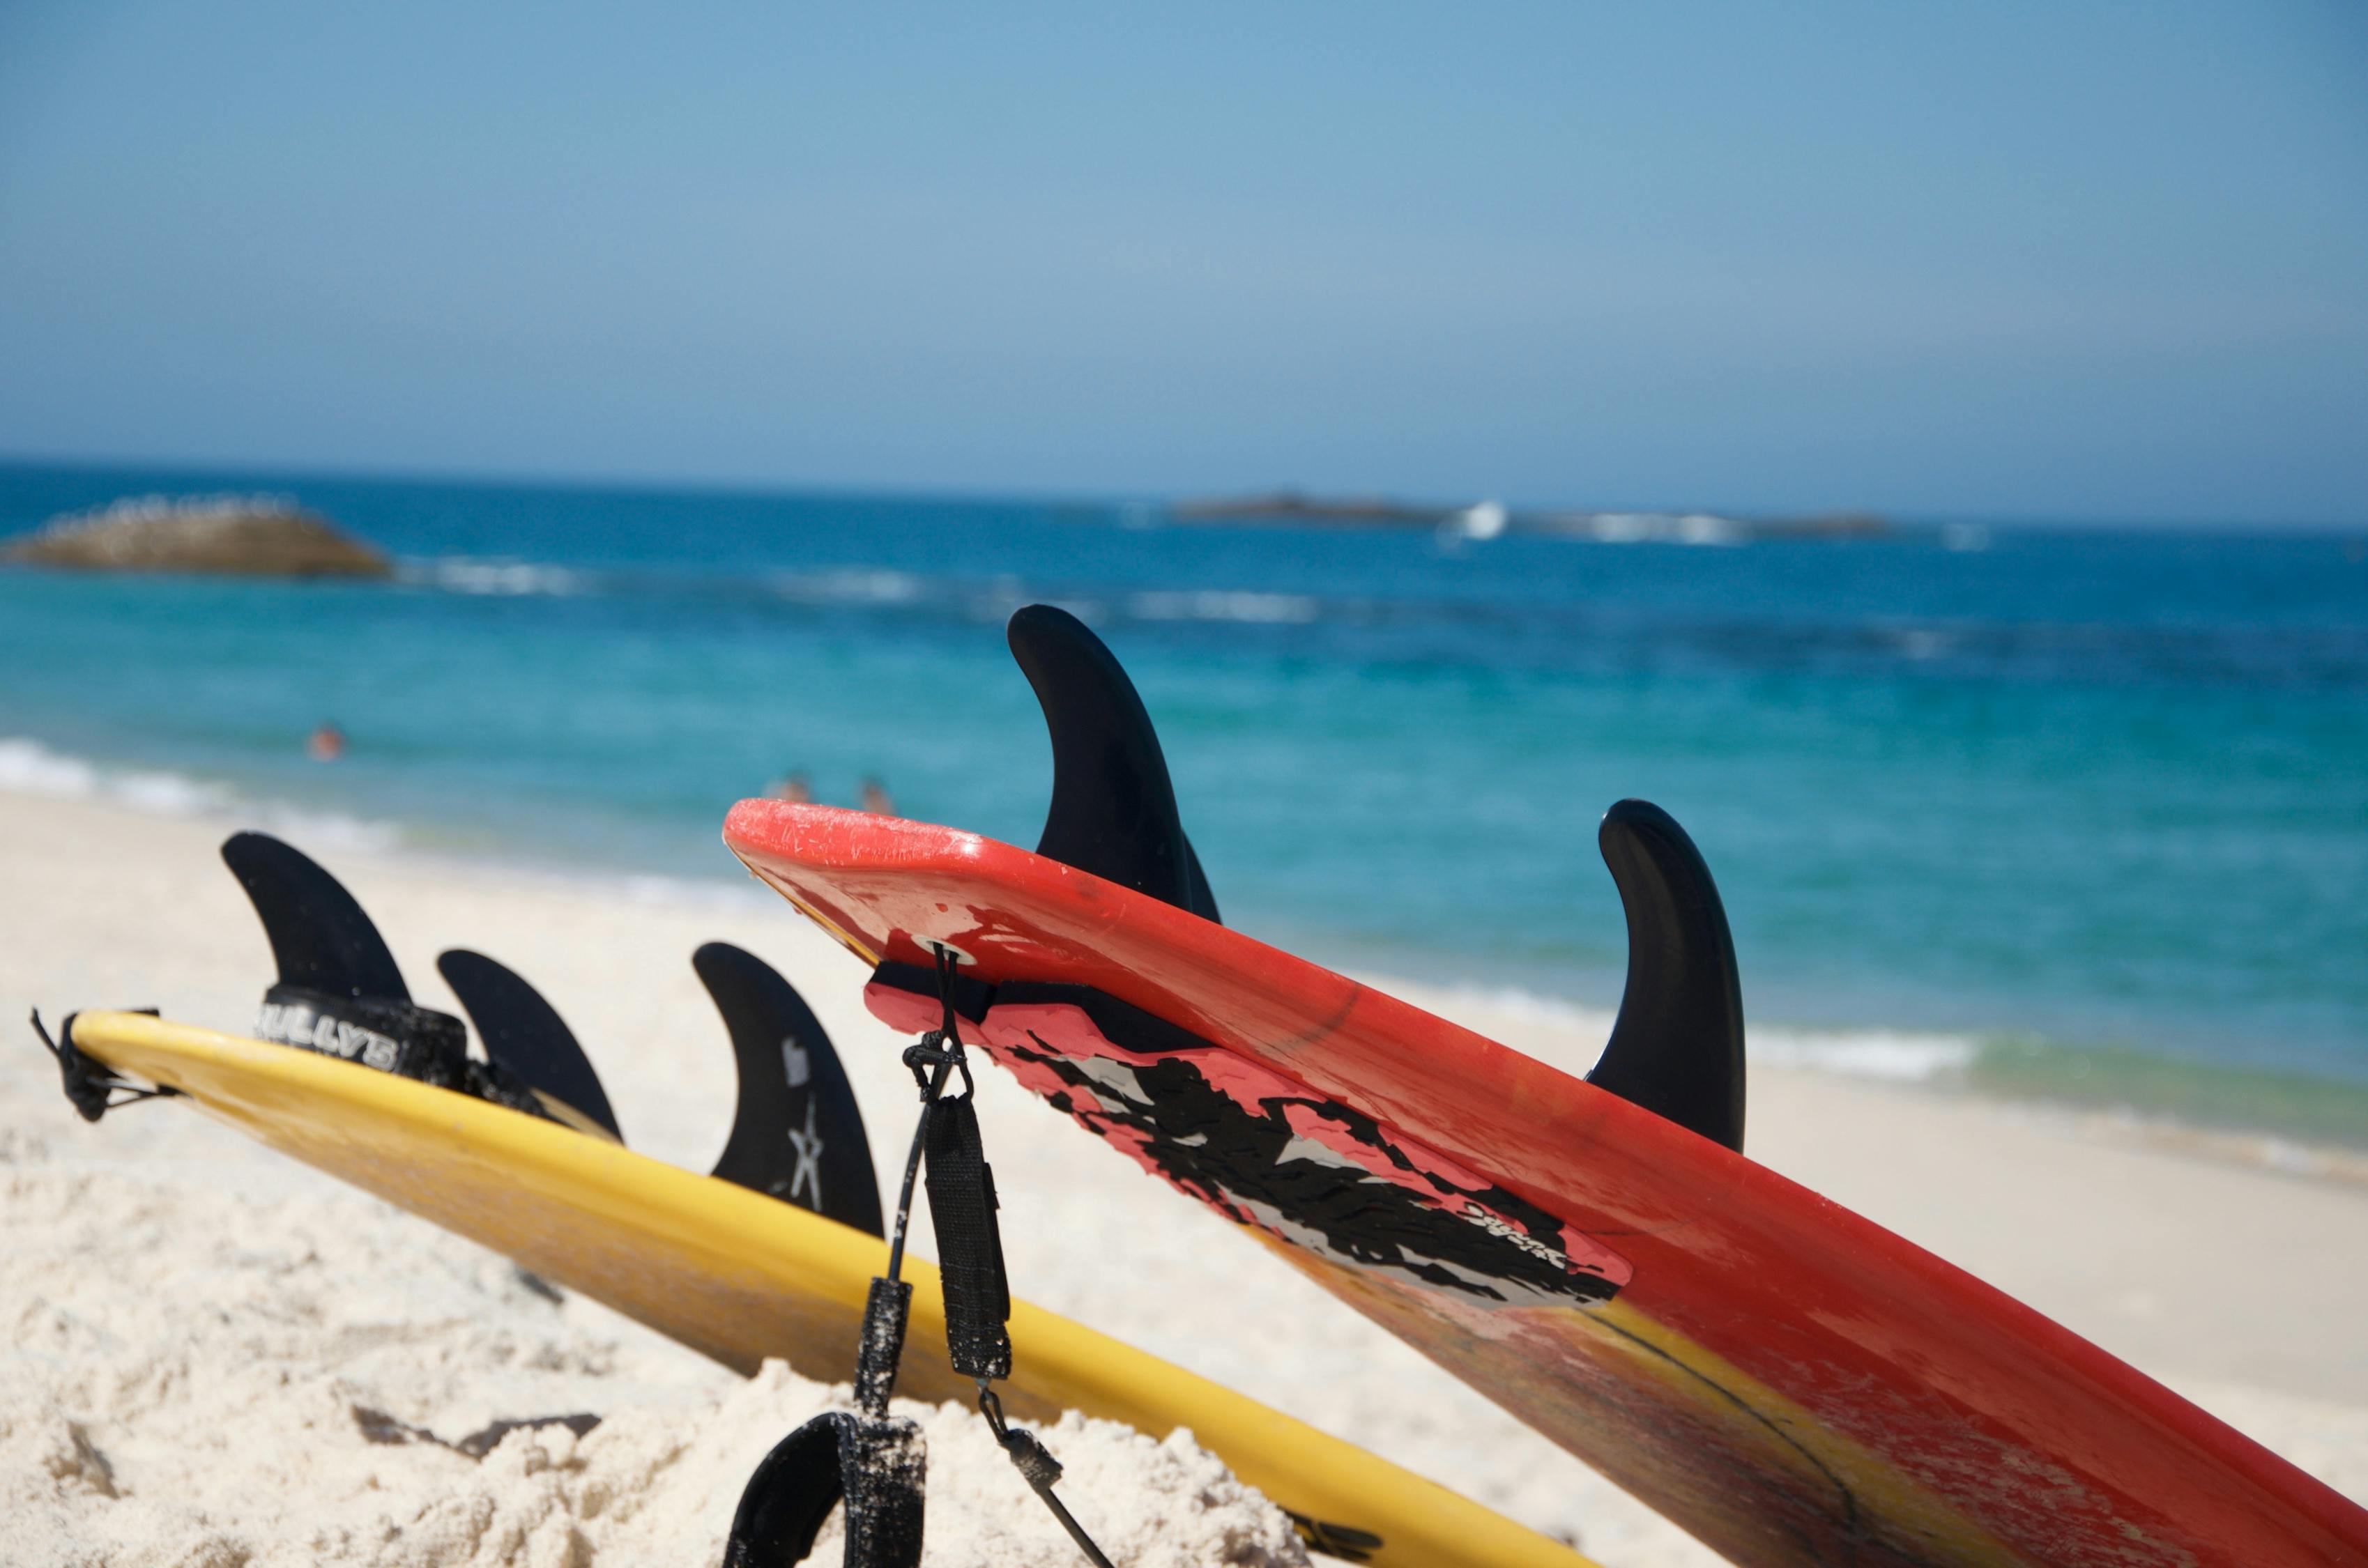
[6,728,2364,1167]
[3,784,2365,1563]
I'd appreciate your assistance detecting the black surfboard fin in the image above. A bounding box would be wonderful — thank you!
[1587,799,1748,1154]
[696,941,885,1237]
[436,950,625,1144]
[1007,603,1221,924]
[220,831,410,1001]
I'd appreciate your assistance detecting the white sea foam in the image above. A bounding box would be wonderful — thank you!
[404,556,590,597]
[756,572,1324,627]
[1414,978,1978,1084]
[0,737,767,911]
[770,567,926,606]
[1421,981,1617,1037]
[1126,590,1322,624]
[0,737,101,797]
[1748,1025,1979,1082]
[0,736,401,854]
[613,871,777,912]
[0,736,234,815]
[1565,511,1748,546]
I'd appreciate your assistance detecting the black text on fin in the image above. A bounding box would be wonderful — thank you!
[1007,604,1220,924]
[220,831,409,1000]
[696,941,885,1237]
[436,950,624,1144]
[1587,799,1748,1153]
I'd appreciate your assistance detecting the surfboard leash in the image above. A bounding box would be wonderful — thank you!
[30,1009,184,1121]
[726,947,1115,1568]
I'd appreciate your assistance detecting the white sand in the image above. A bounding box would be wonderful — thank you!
[4,787,2365,1566]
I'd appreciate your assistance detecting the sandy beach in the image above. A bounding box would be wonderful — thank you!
[6,785,2365,1567]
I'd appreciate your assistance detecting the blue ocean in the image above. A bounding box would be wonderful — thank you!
[6,461,2365,1139]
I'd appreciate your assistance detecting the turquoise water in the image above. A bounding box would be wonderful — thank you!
[5,461,2365,1120]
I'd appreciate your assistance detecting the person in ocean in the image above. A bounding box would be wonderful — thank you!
[859,776,892,815]
[769,771,812,804]
[307,723,345,762]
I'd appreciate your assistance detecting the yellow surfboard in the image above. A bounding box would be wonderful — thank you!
[66,1010,1594,1568]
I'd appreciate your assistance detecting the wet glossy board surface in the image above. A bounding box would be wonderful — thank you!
[68,1010,1588,1568]
[725,799,2368,1568]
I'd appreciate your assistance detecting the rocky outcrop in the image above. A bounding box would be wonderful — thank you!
[1,495,392,578]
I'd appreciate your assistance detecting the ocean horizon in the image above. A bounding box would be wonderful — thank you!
[6,457,2365,1148]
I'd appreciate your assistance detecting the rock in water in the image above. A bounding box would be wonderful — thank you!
[2,494,392,579]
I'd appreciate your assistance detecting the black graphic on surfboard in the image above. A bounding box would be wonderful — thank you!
[874,971,1628,1309]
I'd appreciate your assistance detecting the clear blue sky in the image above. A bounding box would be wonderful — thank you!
[3,2,2363,523]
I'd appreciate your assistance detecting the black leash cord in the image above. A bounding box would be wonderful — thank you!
[727,948,1115,1568]
[898,948,1115,1568]
[882,1052,948,1288]
[979,1385,1117,1568]
[31,1009,181,1122]
[886,946,974,1286]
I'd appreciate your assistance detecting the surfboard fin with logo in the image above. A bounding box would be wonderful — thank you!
[436,950,625,1143]
[220,831,596,1128]
[222,830,411,1003]
[695,941,884,1237]
[220,831,475,1088]
[1587,799,1748,1154]
[1008,604,1221,924]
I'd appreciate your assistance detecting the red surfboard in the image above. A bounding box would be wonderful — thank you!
[724,798,2368,1568]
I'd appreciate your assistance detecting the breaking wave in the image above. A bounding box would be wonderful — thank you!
[1421,981,1979,1084]
[0,737,401,854]
[1127,590,1322,624]
[1416,979,2368,1155]
[768,567,929,606]
[401,556,593,597]
[1748,1024,1981,1081]
[366,552,2368,691]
